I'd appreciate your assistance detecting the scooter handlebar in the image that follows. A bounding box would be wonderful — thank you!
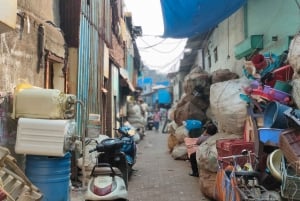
[89,148,97,153]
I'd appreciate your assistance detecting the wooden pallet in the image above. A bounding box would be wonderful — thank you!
[0,146,43,201]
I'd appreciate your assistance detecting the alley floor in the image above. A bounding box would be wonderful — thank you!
[71,128,211,201]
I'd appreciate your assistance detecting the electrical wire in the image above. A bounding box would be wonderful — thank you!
[140,39,185,54]
[138,38,167,49]
[138,37,186,54]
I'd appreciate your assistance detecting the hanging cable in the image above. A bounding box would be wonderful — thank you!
[138,38,167,49]
[140,40,184,54]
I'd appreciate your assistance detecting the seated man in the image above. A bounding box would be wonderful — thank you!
[188,122,218,177]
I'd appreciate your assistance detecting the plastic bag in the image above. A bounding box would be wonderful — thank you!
[183,119,202,131]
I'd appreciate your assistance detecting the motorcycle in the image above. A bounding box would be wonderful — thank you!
[85,138,129,201]
[146,114,154,130]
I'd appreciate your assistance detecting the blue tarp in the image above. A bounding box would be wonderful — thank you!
[160,0,247,38]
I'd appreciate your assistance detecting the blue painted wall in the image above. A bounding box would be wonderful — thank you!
[155,88,172,105]
[138,77,153,94]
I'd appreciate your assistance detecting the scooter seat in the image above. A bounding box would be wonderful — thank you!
[92,166,123,176]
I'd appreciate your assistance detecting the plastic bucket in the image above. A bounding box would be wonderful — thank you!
[267,149,283,181]
[263,102,290,129]
[25,153,71,201]
[251,54,267,70]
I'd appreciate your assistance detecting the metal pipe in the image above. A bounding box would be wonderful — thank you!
[75,99,87,190]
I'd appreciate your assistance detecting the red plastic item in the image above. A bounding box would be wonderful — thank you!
[216,138,255,168]
[265,65,294,87]
[251,86,291,104]
[251,54,267,70]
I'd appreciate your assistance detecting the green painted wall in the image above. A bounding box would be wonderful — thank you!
[246,0,299,54]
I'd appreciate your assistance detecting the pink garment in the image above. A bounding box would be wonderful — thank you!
[196,134,210,145]
[153,112,161,122]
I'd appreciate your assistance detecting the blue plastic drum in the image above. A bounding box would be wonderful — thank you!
[25,153,71,201]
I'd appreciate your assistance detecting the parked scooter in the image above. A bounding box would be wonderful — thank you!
[114,126,137,176]
[85,138,129,201]
[146,113,154,130]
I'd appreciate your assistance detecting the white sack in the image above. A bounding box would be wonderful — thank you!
[210,77,250,134]
[288,33,300,79]
[171,143,187,160]
[196,132,242,173]
[13,88,76,119]
[292,79,300,109]
[174,125,189,143]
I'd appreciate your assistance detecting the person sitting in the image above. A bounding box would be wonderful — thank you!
[188,122,218,177]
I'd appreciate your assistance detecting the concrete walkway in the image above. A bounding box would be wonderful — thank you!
[128,130,210,201]
[70,129,211,201]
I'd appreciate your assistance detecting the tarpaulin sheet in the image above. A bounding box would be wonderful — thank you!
[160,0,247,38]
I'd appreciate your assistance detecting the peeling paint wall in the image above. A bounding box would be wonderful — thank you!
[18,0,60,26]
[0,0,63,165]
[0,0,62,92]
[0,19,42,91]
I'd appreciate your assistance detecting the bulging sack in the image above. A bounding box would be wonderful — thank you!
[13,88,76,119]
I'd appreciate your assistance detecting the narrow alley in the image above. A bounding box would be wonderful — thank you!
[127,130,210,201]
[70,128,211,201]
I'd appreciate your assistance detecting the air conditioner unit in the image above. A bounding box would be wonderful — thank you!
[0,0,17,33]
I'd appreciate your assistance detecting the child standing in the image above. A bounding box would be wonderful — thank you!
[153,109,161,131]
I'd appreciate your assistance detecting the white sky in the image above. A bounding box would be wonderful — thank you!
[124,0,187,74]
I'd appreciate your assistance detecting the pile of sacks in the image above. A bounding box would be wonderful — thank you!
[167,68,240,161]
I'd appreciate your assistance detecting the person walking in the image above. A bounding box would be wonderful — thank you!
[188,122,218,177]
[153,109,161,132]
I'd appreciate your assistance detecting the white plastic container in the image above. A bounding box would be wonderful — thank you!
[15,118,73,156]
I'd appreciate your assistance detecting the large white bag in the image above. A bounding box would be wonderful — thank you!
[210,77,250,134]
[288,33,300,78]
[196,132,241,173]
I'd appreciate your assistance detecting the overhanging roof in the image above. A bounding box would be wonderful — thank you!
[119,68,135,92]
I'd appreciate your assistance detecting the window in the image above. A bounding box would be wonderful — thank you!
[208,53,211,68]
[44,52,65,92]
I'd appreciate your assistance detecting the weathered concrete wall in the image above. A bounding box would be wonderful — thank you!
[0,0,63,167]
[18,0,60,26]
[203,8,245,76]
[0,0,62,92]
[0,18,43,91]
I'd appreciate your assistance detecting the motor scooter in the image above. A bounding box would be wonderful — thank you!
[146,114,154,130]
[84,138,129,201]
[114,126,137,176]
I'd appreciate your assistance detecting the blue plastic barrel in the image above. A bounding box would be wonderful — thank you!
[263,101,290,129]
[25,153,71,201]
